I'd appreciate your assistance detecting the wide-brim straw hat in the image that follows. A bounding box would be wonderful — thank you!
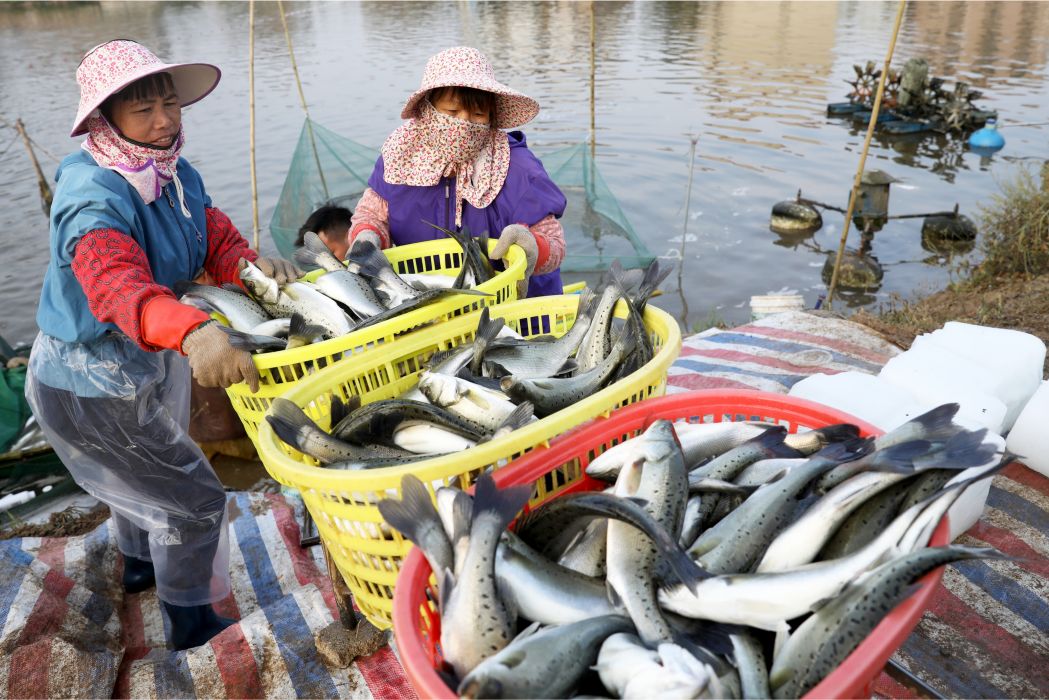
[400,46,539,130]
[70,39,220,137]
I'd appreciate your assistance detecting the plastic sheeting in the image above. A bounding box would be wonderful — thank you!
[25,333,230,606]
[0,491,415,699]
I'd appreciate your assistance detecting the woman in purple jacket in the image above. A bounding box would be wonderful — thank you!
[350,46,567,298]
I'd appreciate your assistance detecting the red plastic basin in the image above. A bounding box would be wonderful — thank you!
[392,389,949,699]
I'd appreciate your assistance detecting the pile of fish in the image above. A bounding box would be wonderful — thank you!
[378,403,1010,699]
[264,261,670,467]
[176,225,494,354]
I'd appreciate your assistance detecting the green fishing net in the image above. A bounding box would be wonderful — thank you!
[268,119,653,272]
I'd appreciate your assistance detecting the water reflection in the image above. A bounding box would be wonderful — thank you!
[1,1,1048,343]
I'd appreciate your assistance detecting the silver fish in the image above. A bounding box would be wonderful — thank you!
[440,474,532,679]
[393,420,478,454]
[576,281,623,372]
[483,288,596,379]
[239,260,354,338]
[458,615,633,699]
[176,281,270,332]
[607,420,689,646]
[730,631,770,700]
[770,545,1003,698]
[495,531,616,625]
[265,397,410,464]
[418,371,518,432]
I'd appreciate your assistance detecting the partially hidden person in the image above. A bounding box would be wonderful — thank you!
[350,46,567,298]
[296,204,353,261]
[24,40,299,650]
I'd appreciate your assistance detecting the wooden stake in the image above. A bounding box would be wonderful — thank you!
[248,0,260,250]
[277,0,330,200]
[589,0,596,163]
[827,0,907,306]
[14,118,53,216]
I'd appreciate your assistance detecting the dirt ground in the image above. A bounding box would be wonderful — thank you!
[851,273,1049,377]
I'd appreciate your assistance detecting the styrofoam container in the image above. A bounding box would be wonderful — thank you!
[878,347,1007,434]
[751,294,805,319]
[788,371,934,432]
[1006,380,1049,478]
[909,323,1045,430]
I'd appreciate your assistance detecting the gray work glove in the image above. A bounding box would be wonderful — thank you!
[492,224,538,298]
[349,229,383,255]
[251,256,303,285]
[182,321,261,393]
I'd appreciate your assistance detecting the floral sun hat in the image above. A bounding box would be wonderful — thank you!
[399,46,539,130]
[70,39,220,137]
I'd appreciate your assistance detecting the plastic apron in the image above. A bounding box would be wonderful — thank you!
[25,332,230,606]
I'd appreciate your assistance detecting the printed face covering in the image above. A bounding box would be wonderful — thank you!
[381,100,510,227]
[81,114,185,205]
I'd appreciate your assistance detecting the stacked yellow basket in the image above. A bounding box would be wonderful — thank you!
[254,294,681,627]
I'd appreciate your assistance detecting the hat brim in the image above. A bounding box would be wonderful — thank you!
[400,80,539,130]
[70,62,221,137]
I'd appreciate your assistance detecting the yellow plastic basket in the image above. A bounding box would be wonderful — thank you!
[224,238,526,445]
[254,294,681,628]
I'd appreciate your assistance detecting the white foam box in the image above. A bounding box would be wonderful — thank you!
[788,371,933,432]
[878,344,1007,434]
[1006,380,1049,478]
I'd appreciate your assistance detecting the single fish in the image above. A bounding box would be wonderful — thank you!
[502,328,636,417]
[440,473,533,679]
[557,518,608,578]
[331,398,487,445]
[770,545,1005,698]
[239,260,354,338]
[483,288,596,379]
[377,474,454,578]
[265,397,411,464]
[418,371,518,432]
[393,420,479,454]
[730,631,770,700]
[458,615,634,699]
[351,238,488,309]
[576,281,623,372]
[424,221,496,286]
[175,280,270,332]
[494,531,616,625]
[607,420,690,646]
[817,479,913,559]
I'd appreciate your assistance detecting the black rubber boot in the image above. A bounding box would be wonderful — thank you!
[162,602,237,650]
[121,554,156,594]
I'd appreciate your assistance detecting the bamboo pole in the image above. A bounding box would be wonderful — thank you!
[589,0,596,163]
[14,118,53,215]
[248,0,260,250]
[826,0,907,307]
[277,0,329,200]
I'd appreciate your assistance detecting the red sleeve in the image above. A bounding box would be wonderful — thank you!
[71,228,206,351]
[204,206,258,286]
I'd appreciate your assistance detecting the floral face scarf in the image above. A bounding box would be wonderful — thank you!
[380,100,510,227]
[81,114,186,209]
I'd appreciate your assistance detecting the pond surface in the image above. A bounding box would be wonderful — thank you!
[2,0,1048,343]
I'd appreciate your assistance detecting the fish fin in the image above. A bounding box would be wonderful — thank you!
[671,633,732,672]
[376,475,444,546]
[574,286,597,319]
[173,280,196,298]
[471,473,532,535]
[869,439,934,473]
[815,435,874,463]
[426,347,459,371]
[483,360,512,379]
[265,398,316,451]
[451,488,475,544]
[928,429,1000,470]
[496,401,534,433]
[749,424,789,449]
[811,423,861,444]
[329,395,351,435]
[348,239,390,279]
[555,358,579,377]
[287,312,325,344]
[636,260,672,311]
[472,307,505,372]
[887,403,962,444]
[606,581,624,610]
[771,620,792,672]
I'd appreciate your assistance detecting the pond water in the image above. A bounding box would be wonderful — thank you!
[2,0,1048,343]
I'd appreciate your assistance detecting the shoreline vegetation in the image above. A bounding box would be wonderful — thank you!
[853,163,1049,377]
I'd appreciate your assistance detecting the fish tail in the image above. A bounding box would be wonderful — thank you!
[869,439,934,473]
[636,260,672,311]
[173,280,200,298]
[497,401,534,433]
[811,423,861,444]
[347,239,389,278]
[265,398,317,451]
[815,435,874,463]
[934,428,999,469]
[575,286,597,318]
[377,474,442,544]
[470,473,532,535]
[909,402,962,440]
[287,311,325,346]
